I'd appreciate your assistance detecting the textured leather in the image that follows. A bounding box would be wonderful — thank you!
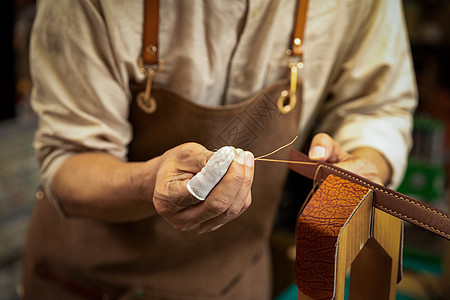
[288,150,450,240]
[295,174,371,300]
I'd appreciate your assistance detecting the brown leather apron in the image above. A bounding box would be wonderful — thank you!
[21,1,307,299]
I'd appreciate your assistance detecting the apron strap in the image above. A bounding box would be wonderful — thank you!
[142,0,309,63]
[291,0,309,57]
[139,0,309,114]
[142,0,159,66]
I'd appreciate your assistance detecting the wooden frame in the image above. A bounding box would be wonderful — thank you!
[295,175,402,300]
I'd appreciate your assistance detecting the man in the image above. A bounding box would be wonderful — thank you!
[22,0,416,299]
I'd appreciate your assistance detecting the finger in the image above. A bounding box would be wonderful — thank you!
[228,150,253,213]
[178,143,215,173]
[196,192,252,234]
[202,149,253,219]
[309,133,343,163]
[153,143,215,217]
[186,146,235,201]
[337,159,384,185]
[166,174,200,206]
[241,191,252,213]
[167,153,246,230]
[178,146,229,207]
[161,188,244,233]
[194,151,254,234]
[202,150,215,168]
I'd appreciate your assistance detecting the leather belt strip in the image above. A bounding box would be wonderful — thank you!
[288,149,450,240]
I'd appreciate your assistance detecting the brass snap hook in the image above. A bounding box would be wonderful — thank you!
[277,90,295,114]
[277,62,301,114]
[137,90,157,114]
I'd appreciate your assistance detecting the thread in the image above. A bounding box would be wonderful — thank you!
[254,135,322,189]
[255,136,298,160]
[254,136,317,167]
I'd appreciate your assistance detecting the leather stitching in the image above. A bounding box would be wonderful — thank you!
[321,164,450,220]
[373,203,450,238]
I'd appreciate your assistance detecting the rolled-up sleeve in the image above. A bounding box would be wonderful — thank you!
[317,0,418,188]
[30,1,133,208]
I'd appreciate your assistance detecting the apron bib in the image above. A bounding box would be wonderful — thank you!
[22,79,302,300]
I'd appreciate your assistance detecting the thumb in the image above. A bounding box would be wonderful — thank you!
[187,146,236,201]
[308,133,341,163]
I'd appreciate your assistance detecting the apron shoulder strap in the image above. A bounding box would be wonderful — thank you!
[291,0,309,57]
[142,0,159,66]
[142,0,310,64]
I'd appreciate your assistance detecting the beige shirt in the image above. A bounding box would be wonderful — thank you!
[30,0,417,204]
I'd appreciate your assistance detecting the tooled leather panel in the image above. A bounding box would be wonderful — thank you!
[295,175,370,300]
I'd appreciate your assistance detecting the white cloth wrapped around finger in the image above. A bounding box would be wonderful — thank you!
[186,146,236,201]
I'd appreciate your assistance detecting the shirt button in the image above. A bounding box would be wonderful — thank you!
[236,75,246,84]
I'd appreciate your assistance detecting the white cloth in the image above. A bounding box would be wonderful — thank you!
[30,0,417,205]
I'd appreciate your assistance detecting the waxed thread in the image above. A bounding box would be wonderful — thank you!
[255,136,317,165]
[254,136,318,167]
[254,135,320,185]
[255,136,299,160]
[254,135,321,197]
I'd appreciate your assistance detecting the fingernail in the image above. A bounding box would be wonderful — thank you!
[235,148,245,164]
[310,146,326,159]
[245,151,254,167]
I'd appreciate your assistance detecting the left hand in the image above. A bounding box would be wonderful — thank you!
[152,143,254,234]
[308,133,392,185]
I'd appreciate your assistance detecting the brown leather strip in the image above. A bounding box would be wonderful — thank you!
[291,0,309,56]
[288,149,450,240]
[143,0,159,65]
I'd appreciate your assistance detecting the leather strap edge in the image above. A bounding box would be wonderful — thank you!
[288,149,450,240]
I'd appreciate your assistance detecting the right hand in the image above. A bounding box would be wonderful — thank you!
[152,143,254,234]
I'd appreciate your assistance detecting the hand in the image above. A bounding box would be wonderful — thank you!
[308,133,392,185]
[152,143,254,234]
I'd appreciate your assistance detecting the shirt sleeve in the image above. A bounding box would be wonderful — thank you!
[316,0,418,188]
[30,0,134,210]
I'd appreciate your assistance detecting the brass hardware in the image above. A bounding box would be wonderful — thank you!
[137,58,161,114]
[137,90,157,114]
[145,44,157,54]
[35,189,44,200]
[277,90,291,113]
[277,61,301,114]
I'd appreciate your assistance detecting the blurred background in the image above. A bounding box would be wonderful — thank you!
[0,0,449,299]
